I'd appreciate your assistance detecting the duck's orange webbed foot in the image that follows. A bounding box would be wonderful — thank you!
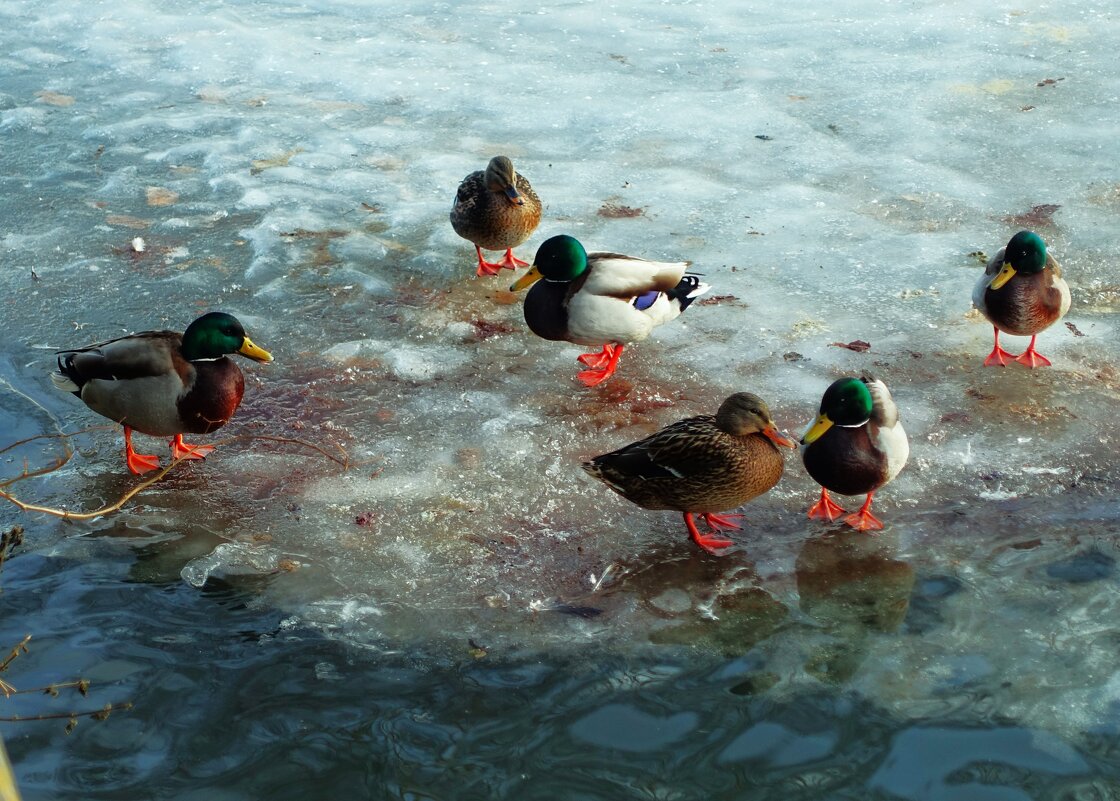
[1015,335,1052,368]
[698,512,744,532]
[807,488,846,521]
[844,494,884,532]
[474,246,506,277]
[984,347,1018,367]
[495,248,529,270]
[577,343,616,369]
[170,434,215,462]
[577,344,624,387]
[683,513,734,553]
[983,328,1017,367]
[123,427,160,475]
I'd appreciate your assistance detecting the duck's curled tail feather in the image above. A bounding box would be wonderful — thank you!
[667,275,710,311]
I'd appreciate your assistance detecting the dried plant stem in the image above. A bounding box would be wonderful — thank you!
[0,432,349,520]
[1,680,89,698]
[1,460,181,521]
[0,702,133,723]
[0,638,30,677]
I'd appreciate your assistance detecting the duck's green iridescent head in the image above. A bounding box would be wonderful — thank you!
[801,377,872,445]
[990,230,1047,290]
[182,312,273,363]
[484,155,524,206]
[509,234,589,291]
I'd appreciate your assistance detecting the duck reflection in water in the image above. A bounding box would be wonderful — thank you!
[796,531,915,683]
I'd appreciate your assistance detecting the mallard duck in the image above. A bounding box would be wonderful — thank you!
[972,230,1070,367]
[510,234,710,386]
[800,375,909,532]
[582,393,796,553]
[450,155,542,277]
[51,312,273,474]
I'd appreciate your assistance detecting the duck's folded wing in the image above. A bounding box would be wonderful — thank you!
[602,417,725,479]
[860,375,900,428]
[58,331,180,383]
[1046,252,1062,279]
[454,172,483,208]
[583,253,689,298]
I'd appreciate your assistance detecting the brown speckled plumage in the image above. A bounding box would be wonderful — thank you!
[450,155,541,252]
[582,393,788,514]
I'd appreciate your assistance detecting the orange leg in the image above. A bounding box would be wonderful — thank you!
[807,488,846,521]
[983,328,1017,367]
[844,493,885,532]
[123,426,160,475]
[577,344,625,387]
[1015,334,1052,368]
[170,434,215,462]
[683,512,733,553]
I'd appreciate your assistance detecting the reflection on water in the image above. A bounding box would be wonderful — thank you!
[6,540,1120,800]
[797,531,915,683]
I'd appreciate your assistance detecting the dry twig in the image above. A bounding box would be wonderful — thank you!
[0,432,349,521]
[0,635,133,734]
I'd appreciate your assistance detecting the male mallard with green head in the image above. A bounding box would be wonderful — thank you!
[582,393,796,553]
[972,230,1070,368]
[52,312,273,474]
[511,234,709,386]
[451,155,542,277]
[800,375,908,532]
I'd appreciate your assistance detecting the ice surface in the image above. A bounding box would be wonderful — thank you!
[2,0,1120,788]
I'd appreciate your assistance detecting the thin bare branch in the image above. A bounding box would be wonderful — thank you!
[0,433,351,520]
[0,638,30,676]
[2,680,88,698]
[0,702,133,723]
[0,425,109,459]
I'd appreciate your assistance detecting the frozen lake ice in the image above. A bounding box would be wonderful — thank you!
[2,0,1120,797]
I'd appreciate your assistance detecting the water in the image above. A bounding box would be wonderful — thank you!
[3,0,1120,797]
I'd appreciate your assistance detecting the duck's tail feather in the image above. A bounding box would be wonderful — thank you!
[51,354,82,395]
[667,274,711,311]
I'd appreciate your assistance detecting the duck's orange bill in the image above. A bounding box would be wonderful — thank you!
[763,425,797,449]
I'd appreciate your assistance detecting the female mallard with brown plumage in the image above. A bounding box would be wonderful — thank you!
[451,155,542,276]
[972,230,1070,368]
[51,311,272,474]
[582,393,796,553]
[800,375,909,532]
[511,234,709,387]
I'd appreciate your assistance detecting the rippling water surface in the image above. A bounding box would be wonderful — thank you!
[3,0,1120,798]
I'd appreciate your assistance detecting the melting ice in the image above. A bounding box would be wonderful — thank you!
[2,0,1120,790]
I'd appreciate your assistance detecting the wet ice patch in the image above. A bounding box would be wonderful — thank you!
[180,542,293,588]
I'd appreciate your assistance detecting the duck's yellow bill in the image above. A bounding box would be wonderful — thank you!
[989,262,1017,290]
[510,265,544,292]
[763,424,797,449]
[800,413,833,445]
[239,337,273,362]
